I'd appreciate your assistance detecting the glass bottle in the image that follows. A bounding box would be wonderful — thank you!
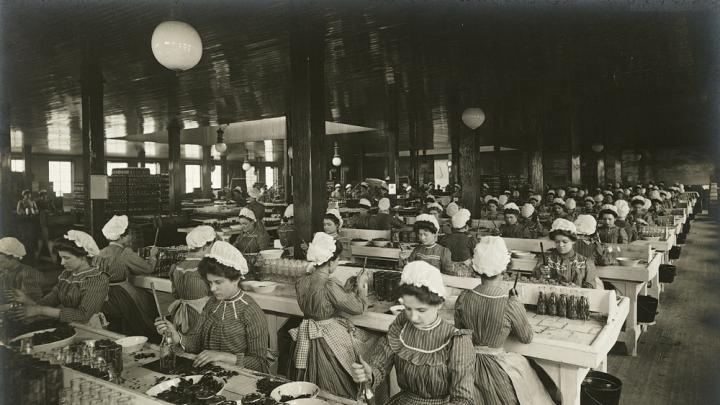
[159,331,176,373]
[547,293,557,316]
[536,292,546,315]
[557,294,567,318]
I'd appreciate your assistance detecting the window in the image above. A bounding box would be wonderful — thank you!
[48,161,72,196]
[211,165,222,189]
[183,145,202,159]
[11,159,25,173]
[265,166,274,188]
[107,162,128,176]
[245,166,257,190]
[185,164,201,193]
[144,162,161,175]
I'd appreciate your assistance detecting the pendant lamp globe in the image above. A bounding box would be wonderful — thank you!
[242,161,252,171]
[151,21,203,71]
[461,108,485,130]
[591,143,604,153]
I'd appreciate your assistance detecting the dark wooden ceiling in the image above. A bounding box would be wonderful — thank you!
[2,0,719,158]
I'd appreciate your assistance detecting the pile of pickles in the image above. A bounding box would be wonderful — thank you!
[536,292,590,320]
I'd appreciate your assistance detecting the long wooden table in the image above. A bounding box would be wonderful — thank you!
[133,267,628,405]
[65,323,352,404]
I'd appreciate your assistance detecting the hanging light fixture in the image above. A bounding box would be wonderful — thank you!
[331,142,342,167]
[214,125,227,154]
[591,143,604,153]
[242,161,251,171]
[461,107,486,130]
[151,20,203,71]
[287,146,293,160]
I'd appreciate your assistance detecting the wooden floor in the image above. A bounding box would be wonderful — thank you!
[607,215,720,405]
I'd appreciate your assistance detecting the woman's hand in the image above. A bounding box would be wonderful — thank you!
[356,272,369,296]
[193,350,232,368]
[154,318,181,343]
[10,305,40,320]
[11,289,36,306]
[350,359,373,384]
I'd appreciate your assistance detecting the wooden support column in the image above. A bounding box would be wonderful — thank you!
[596,154,605,187]
[0,102,11,234]
[220,155,228,190]
[201,145,213,197]
[167,119,182,213]
[81,47,106,241]
[289,5,326,255]
[614,151,622,185]
[283,115,292,202]
[22,144,33,188]
[569,115,581,186]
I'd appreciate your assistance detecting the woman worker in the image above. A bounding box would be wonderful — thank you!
[95,215,160,339]
[233,206,271,257]
[597,205,629,244]
[278,204,300,257]
[482,196,502,220]
[291,232,377,399]
[405,214,452,275]
[167,225,215,334]
[498,203,533,239]
[520,203,544,238]
[455,237,555,405]
[12,231,109,327]
[350,261,475,405]
[573,214,617,266]
[155,241,271,371]
[533,218,602,289]
[439,209,477,277]
[614,200,638,242]
[370,198,405,230]
[0,237,43,310]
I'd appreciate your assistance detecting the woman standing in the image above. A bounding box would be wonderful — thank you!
[278,204,299,257]
[291,232,375,398]
[0,237,43,309]
[12,231,109,327]
[498,203,532,239]
[233,207,271,256]
[95,215,160,339]
[167,226,215,334]
[455,237,555,405]
[350,261,475,405]
[533,219,602,289]
[439,209,477,277]
[15,190,39,258]
[406,214,452,275]
[155,241,270,372]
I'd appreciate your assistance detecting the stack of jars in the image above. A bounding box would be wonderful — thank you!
[63,377,134,405]
[1,346,63,405]
[261,258,311,283]
[373,271,402,302]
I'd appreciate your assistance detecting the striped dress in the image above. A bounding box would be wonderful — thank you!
[168,257,210,333]
[94,243,159,340]
[533,249,602,289]
[0,260,43,304]
[454,284,555,405]
[407,244,453,276]
[367,312,475,405]
[181,291,270,373]
[439,231,477,278]
[292,267,375,398]
[233,223,271,257]
[615,219,639,242]
[499,223,532,239]
[37,267,109,324]
[598,226,629,244]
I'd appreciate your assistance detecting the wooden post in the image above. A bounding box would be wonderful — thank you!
[283,116,292,202]
[81,46,106,241]
[220,155,228,189]
[615,151,622,185]
[0,101,11,233]
[201,145,213,197]
[596,154,605,187]
[167,118,182,213]
[569,115,581,186]
[289,5,327,253]
[22,144,33,189]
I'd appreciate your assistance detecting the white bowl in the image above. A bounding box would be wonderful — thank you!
[270,382,320,402]
[617,257,641,267]
[260,249,283,259]
[251,281,278,294]
[351,240,369,247]
[286,399,332,405]
[641,236,661,241]
[10,327,77,353]
[115,336,148,354]
[372,240,391,248]
[511,250,536,259]
[146,375,225,397]
[240,281,256,291]
[390,304,405,315]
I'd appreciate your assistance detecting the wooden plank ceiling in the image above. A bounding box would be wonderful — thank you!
[2,0,718,159]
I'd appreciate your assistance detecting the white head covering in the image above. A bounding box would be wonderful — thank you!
[503,202,520,213]
[593,194,604,203]
[239,207,257,222]
[283,204,294,219]
[451,209,471,229]
[102,215,129,241]
[643,197,652,210]
[603,190,614,196]
[574,215,597,236]
[346,184,352,190]
[378,198,391,211]
[550,218,577,235]
[248,187,261,199]
[547,189,556,196]
[577,190,586,197]
[599,204,618,216]
[326,208,344,228]
[0,237,26,259]
[521,203,535,218]
[445,202,459,218]
[64,230,100,257]
[415,214,439,234]
[565,198,577,210]
[631,196,645,206]
[400,261,447,299]
[498,195,509,206]
[649,190,662,201]
[427,202,443,213]
[233,186,243,193]
[585,196,595,204]
[306,232,337,266]
[615,200,630,219]
[426,194,436,202]
[358,198,372,209]
[205,241,248,275]
[186,225,217,249]
[557,189,566,198]
[529,194,542,203]
[472,236,511,278]
[360,181,369,188]
[484,195,499,205]
[553,197,566,206]
[335,184,341,189]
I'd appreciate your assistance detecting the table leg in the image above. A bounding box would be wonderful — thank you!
[648,273,660,301]
[595,357,607,373]
[559,365,587,405]
[624,283,640,356]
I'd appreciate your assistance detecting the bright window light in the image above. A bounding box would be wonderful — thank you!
[211,165,222,189]
[11,159,25,172]
[185,164,201,193]
[48,161,72,196]
[107,162,128,176]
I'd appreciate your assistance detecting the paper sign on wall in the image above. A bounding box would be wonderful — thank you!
[90,175,108,200]
[388,184,396,195]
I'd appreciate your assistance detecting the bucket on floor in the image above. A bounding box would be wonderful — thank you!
[581,371,622,405]
[682,223,691,234]
[659,264,676,283]
[669,246,682,260]
[637,295,659,323]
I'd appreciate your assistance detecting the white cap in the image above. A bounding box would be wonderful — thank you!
[0,237,26,259]
[565,198,576,210]
[283,204,294,218]
[529,194,542,203]
[326,208,344,228]
[239,207,257,222]
[485,195,499,205]
[359,198,372,208]
[186,225,217,249]
[427,202,443,213]
[615,200,630,219]
[445,202,459,218]
[503,202,520,213]
[205,241,248,275]
[557,189,566,198]
[64,230,100,257]
[472,236,511,278]
[400,261,447,298]
[102,215,129,241]
[451,209,471,229]
[550,218,576,235]
[248,187,261,199]
[415,214,439,234]
[574,215,597,236]
[498,195,508,206]
[553,197,566,206]
[306,232,337,265]
[378,198,391,211]
[521,203,535,218]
